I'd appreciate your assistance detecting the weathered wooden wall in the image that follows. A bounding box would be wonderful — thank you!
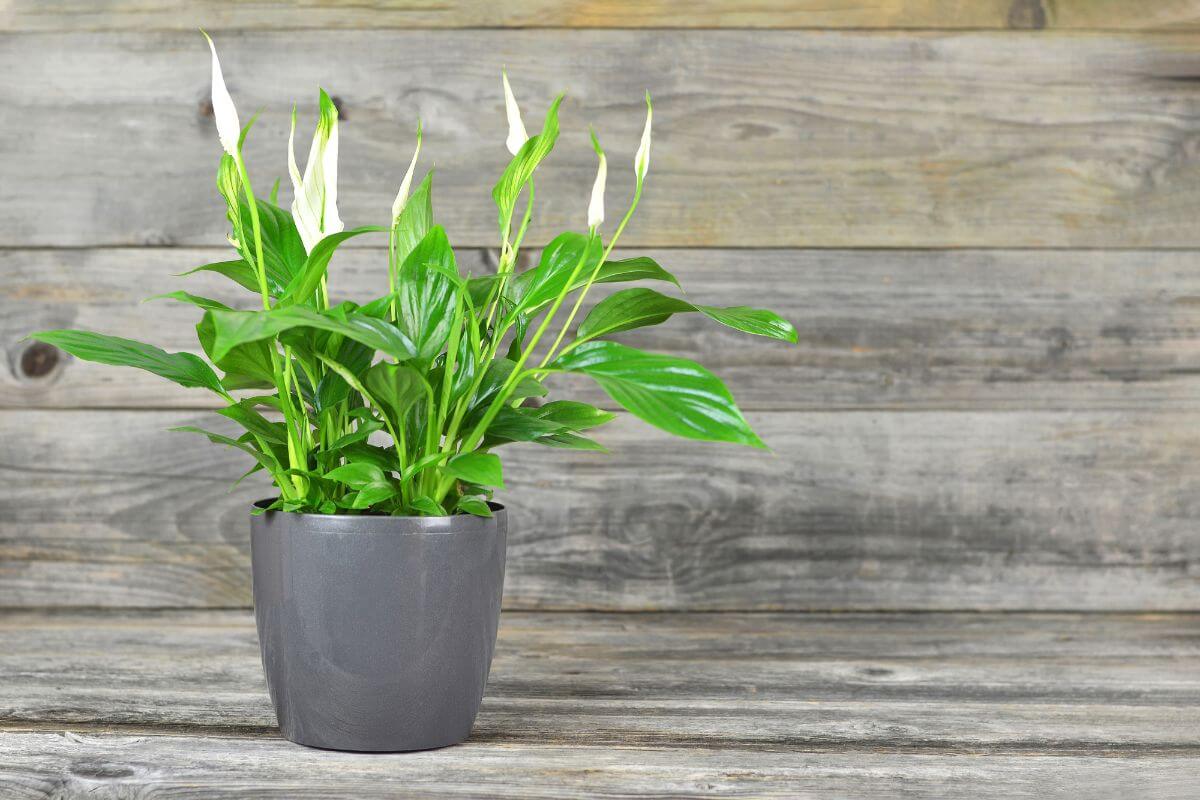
[3,4,1200,610]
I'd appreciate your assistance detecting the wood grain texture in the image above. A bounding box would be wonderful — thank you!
[1,610,1198,798]
[7,30,1200,248]
[3,409,1198,610]
[7,246,1200,412]
[6,0,1200,32]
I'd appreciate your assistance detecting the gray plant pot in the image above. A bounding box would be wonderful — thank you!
[250,501,507,752]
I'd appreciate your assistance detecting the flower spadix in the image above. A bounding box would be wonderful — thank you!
[202,31,240,156]
[391,120,423,222]
[289,89,344,253]
[587,129,606,229]
[502,71,529,156]
[634,92,652,183]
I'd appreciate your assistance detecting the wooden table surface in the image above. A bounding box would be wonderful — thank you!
[1,610,1197,798]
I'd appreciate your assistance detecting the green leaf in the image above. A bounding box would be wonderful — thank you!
[533,431,608,452]
[170,426,281,472]
[408,495,446,516]
[692,304,798,343]
[509,232,601,315]
[29,330,224,395]
[146,291,233,312]
[492,95,564,223]
[324,462,388,489]
[529,400,616,430]
[348,482,400,509]
[279,226,385,307]
[393,172,434,269]
[396,226,458,363]
[577,288,797,343]
[178,259,261,294]
[455,497,493,517]
[485,407,567,444]
[210,306,415,363]
[216,401,288,445]
[196,311,276,388]
[364,362,429,422]
[594,256,679,289]
[340,442,394,472]
[445,452,504,488]
[551,341,764,448]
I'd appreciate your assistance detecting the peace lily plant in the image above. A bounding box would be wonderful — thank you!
[30,35,796,519]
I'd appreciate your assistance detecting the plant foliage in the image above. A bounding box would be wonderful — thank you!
[28,37,796,517]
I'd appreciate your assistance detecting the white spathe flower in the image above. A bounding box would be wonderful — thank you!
[203,31,240,156]
[587,130,606,229]
[391,120,423,222]
[289,90,344,253]
[634,92,653,180]
[503,71,529,156]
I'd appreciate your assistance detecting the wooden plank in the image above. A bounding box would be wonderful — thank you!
[1,611,1198,798]
[3,409,1198,610]
[6,30,1200,248]
[7,246,1200,412]
[6,1,1200,32]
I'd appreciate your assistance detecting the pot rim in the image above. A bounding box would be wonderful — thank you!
[252,498,506,529]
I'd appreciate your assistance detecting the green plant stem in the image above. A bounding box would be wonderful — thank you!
[539,183,644,369]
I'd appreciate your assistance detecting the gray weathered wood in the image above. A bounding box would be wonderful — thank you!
[5,0,1200,32]
[6,30,1200,248]
[3,409,1198,610]
[7,246,1200,412]
[1,610,1198,797]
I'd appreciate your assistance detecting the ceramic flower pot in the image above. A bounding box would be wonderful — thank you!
[250,501,507,751]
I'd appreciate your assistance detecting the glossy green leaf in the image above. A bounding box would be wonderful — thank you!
[146,291,233,312]
[196,311,276,388]
[593,256,679,288]
[529,400,617,430]
[29,330,225,395]
[209,306,415,363]
[364,362,429,422]
[408,495,446,516]
[484,407,566,444]
[551,341,764,448]
[396,226,458,363]
[178,259,261,294]
[455,497,493,517]
[577,288,797,343]
[170,425,281,472]
[445,452,504,488]
[324,461,388,489]
[532,431,608,452]
[280,226,384,307]
[509,232,601,315]
[492,95,563,223]
[216,401,288,445]
[393,172,433,270]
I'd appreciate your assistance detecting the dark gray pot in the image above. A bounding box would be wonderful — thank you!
[250,501,507,752]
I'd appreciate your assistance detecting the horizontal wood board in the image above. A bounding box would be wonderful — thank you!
[1,610,1198,798]
[6,30,1200,247]
[6,0,1200,32]
[2,409,1198,610]
[6,246,1200,412]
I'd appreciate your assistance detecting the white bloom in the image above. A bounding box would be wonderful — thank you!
[203,32,240,156]
[587,131,606,229]
[634,92,653,180]
[391,120,423,222]
[289,90,344,253]
[502,71,529,156]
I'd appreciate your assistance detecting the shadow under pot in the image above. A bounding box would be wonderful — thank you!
[250,501,507,752]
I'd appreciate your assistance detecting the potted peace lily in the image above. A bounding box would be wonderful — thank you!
[30,35,796,752]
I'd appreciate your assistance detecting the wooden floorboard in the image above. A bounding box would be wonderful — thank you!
[1,610,1198,798]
